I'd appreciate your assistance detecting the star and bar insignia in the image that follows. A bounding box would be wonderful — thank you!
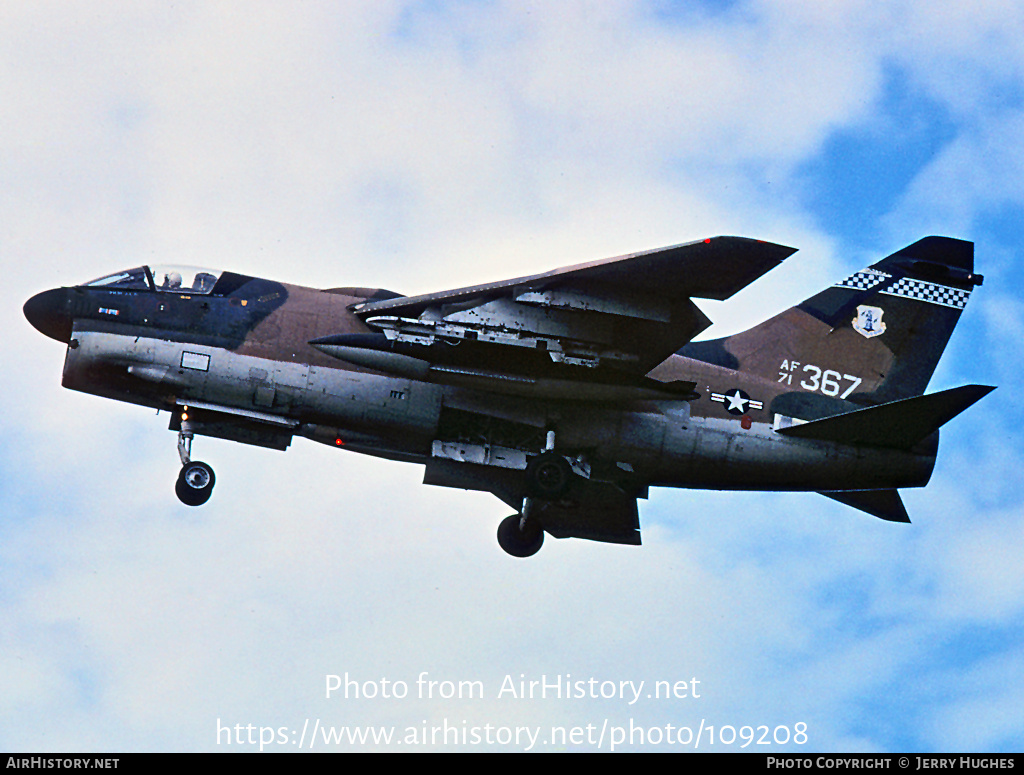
[711,388,763,415]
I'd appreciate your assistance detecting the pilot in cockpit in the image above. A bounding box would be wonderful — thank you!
[162,271,182,291]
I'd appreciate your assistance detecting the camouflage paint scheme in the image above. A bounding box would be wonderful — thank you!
[24,237,993,556]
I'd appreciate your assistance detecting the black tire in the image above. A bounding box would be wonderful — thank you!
[525,452,573,498]
[176,461,215,506]
[497,514,544,558]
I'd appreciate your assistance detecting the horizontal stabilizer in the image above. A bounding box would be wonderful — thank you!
[818,489,910,523]
[775,384,994,449]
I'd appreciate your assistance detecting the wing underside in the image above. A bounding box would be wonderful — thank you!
[336,237,796,381]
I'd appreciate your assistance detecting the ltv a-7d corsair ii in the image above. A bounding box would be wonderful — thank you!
[24,236,992,557]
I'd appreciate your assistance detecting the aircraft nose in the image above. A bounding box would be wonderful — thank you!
[23,288,73,343]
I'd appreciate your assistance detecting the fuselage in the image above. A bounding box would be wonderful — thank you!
[24,266,937,496]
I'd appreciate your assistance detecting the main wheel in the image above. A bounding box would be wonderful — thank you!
[176,461,215,506]
[525,452,573,498]
[497,514,544,558]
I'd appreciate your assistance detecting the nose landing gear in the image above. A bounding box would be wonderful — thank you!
[175,418,215,506]
[176,460,216,506]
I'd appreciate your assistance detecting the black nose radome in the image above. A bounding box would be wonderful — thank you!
[24,288,72,343]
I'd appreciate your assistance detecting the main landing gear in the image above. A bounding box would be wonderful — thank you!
[496,429,575,558]
[525,451,573,499]
[175,418,216,506]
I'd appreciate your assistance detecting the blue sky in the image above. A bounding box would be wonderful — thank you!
[2,0,1022,752]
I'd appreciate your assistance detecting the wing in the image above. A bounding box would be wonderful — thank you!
[317,237,796,393]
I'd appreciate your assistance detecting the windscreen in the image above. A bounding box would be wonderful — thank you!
[84,267,150,290]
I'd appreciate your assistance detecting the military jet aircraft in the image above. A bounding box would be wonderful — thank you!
[24,236,992,557]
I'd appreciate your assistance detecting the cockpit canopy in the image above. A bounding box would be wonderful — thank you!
[84,266,223,295]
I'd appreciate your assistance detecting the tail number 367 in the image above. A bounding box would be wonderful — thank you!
[778,362,862,399]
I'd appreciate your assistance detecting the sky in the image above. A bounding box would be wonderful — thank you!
[2,0,1023,753]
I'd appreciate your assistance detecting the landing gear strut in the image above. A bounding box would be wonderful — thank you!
[175,418,215,506]
[525,425,580,501]
[498,429,575,557]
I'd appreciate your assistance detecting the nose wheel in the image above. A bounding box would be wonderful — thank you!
[175,420,216,506]
[176,460,216,506]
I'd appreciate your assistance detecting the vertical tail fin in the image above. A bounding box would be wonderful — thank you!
[685,237,983,406]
